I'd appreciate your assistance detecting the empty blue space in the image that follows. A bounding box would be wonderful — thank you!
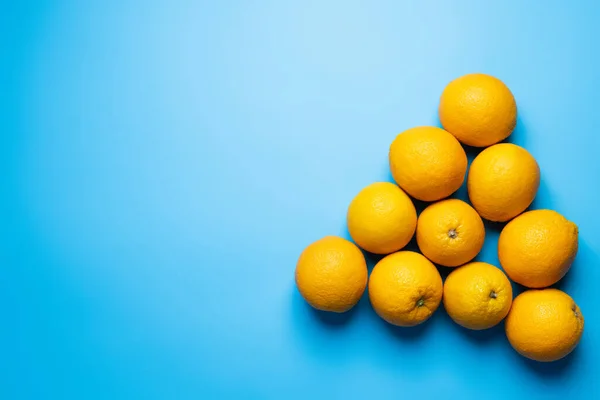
[2,1,599,398]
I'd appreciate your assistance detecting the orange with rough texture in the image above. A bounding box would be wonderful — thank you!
[506,289,584,362]
[417,199,485,267]
[468,143,540,222]
[389,126,467,202]
[369,251,443,327]
[439,73,517,147]
[347,182,417,254]
[295,236,368,313]
[443,262,513,330]
[499,210,578,288]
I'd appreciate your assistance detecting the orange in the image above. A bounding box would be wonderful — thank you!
[468,143,540,222]
[347,182,417,254]
[416,199,485,267]
[443,262,513,330]
[295,236,368,313]
[368,251,443,327]
[506,289,584,362]
[439,73,517,147]
[389,126,467,202]
[499,210,578,288]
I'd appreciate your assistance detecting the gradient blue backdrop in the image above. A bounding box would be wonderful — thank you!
[2,1,599,399]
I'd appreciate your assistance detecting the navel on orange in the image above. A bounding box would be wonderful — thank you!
[443,262,512,330]
[417,199,485,267]
[369,251,443,327]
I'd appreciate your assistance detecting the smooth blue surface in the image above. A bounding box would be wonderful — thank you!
[2,1,600,398]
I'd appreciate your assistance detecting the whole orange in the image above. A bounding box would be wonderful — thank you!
[468,143,540,222]
[347,182,417,254]
[295,236,368,313]
[416,199,485,267]
[369,251,443,327]
[443,262,513,330]
[499,210,578,288]
[389,126,467,202]
[439,73,517,147]
[506,289,584,362]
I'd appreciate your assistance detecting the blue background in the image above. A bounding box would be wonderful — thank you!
[2,1,599,399]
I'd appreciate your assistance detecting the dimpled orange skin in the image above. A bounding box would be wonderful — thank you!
[416,199,485,267]
[443,262,513,330]
[439,73,517,147]
[347,182,417,254]
[389,126,467,202]
[506,289,584,362]
[499,210,578,288]
[368,251,443,327]
[468,143,540,222]
[295,236,368,313]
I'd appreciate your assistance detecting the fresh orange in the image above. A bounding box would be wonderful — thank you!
[443,262,513,330]
[499,210,578,288]
[416,199,485,267]
[368,251,443,327]
[389,126,467,202]
[347,182,416,254]
[295,236,368,313]
[468,143,540,222]
[439,73,517,147]
[506,289,584,362]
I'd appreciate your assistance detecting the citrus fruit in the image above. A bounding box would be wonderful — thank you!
[439,73,517,147]
[369,251,443,327]
[295,236,368,313]
[416,199,485,267]
[505,289,584,362]
[443,262,513,330]
[389,126,467,202]
[468,143,540,222]
[347,182,417,254]
[499,209,578,288]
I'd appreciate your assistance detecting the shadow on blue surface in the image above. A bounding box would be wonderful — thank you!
[410,198,430,216]
[435,264,454,280]
[482,219,508,233]
[307,302,358,327]
[552,258,576,291]
[461,143,485,161]
[453,319,505,344]
[506,115,528,147]
[530,177,555,211]
[362,251,386,270]
[552,238,593,295]
[379,317,433,341]
[362,235,422,265]
[520,347,579,378]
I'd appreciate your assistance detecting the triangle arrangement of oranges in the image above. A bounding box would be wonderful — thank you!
[295,73,583,363]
